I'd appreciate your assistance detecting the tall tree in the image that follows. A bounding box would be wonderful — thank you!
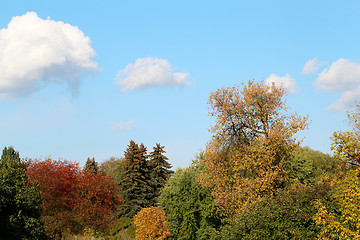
[0,147,46,239]
[201,80,308,217]
[148,143,174,204]
[117,140,152,218]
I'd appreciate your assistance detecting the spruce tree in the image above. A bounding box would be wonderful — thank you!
[83,157,98,173]
[148,143,174,205]
[117,141,152,217]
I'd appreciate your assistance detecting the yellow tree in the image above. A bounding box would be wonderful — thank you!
[331,101,360,169]
[133,207,170,240]
[201,80,308,217]
[314,169,360,240]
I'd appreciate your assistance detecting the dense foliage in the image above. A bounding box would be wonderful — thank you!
[27,158,120,238]
[0,147,46,239]
[158,157,221,240]
[4,80,360,239]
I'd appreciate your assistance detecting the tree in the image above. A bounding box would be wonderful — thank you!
[148,143,174,205]
[27,158,81,238]
[286,146,339,186]
[158,157,222,240]
[0,147,46,239]
[201,80,308,217]
[76,170,121,232]
[314,169,360,239]
[28,157,121,238]
[83,157,98,173]
[133,206,170,240]
[100,157,124,179]
[117,141,152,218]
[331,101,360,169]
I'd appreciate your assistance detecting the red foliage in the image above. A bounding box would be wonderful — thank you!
[27,158,121,237]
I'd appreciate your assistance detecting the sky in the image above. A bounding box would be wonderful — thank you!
[0,0,359,169]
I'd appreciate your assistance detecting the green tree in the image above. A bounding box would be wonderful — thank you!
[158,157,222,240]
[117,140,152,218]
[218,181,330,240]
[286,146,339,186]
[148,143,174,205]
[0,147,46,239]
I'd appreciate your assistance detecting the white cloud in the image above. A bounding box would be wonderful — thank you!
[111,120,135,131]
[265,73,298,94]
[302,57,326,74]
[315,58,360,111]
[0,12,98,97]
[116,57,190,91]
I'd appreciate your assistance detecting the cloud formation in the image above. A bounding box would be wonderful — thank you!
[265,73,298,94]
[315,58,360,111]
[302,57,326,74]
[116,57,190,91]
[111,120,135,131]
[0,12,98,97]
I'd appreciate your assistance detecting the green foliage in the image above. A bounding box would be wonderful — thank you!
[148,143,174,205]
[110,217,136,239]
[0,146,46,239]
[286,146,339,186]
[117,141,152,218]
[158,158,221,240]
[218,182,329,240]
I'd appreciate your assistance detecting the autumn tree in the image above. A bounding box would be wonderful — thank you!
[117,140,152,218]
[27,158,80,238]
[148,143,173,205]
[133,206,170,240]
[28,157,121,238]
[0,147,46,239]
[76,169,121,232]
[314,169,360,239]
[201,80,308,217]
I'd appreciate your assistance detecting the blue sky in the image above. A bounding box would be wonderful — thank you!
[0,1,359,168]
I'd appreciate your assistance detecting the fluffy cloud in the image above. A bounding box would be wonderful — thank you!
[0,12,98,97]
[265,74,298,94]
[116,57,190,91]
[111,120,135,131]
[315,58,360,111]
[302,57,326,74]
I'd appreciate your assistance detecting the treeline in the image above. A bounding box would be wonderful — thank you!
[2,80,360,239]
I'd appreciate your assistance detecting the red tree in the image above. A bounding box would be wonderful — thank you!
[27,158,121,238]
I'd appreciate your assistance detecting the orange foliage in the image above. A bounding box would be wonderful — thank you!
[133,207,170,240]
[201,80,308,217]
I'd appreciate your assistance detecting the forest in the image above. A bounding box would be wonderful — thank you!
[1,80,360,240]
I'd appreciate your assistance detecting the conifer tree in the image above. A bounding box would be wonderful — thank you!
[117,140,152,218]
[83,157,98,173]
[148,143,173,204]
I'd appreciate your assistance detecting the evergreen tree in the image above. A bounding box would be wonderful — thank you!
[148,143,173,204]
[83,157,98,173]
[117,140,152,218]
[0,147,46,239]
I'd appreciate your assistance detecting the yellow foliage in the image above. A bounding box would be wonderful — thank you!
[314,169,360,240]
[133,207,170,240]
[201,80,308,217]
